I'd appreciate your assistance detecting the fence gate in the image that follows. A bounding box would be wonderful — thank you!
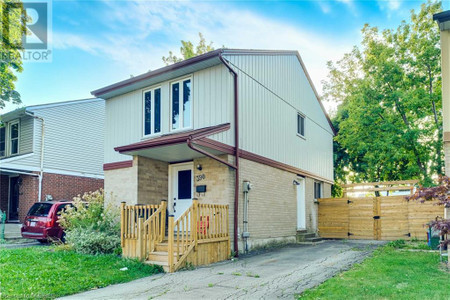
[318,180,444,241]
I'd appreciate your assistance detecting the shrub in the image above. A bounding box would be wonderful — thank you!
[58,189,121,255]
[406,176,450,247]
[65,226,121,255]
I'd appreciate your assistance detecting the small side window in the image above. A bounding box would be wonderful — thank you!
[314,182,322,199]
[0,127,5,157]
[297,114,305,137]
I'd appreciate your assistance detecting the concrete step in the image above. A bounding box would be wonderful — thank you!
[298,233,316,239]
[296,232,317,242]
[305,237,323,243]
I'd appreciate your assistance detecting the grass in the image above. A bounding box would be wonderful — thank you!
[0,246,162,299]
[299,242,449,299]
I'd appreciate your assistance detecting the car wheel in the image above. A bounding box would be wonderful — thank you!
[60,233,66,243]
[37,239,48,244]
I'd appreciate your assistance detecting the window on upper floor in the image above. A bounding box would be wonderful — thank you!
[297,113,305,137]
[171,78,192,131]
[0,126,5,157]
[143,87,162,136]
[314,181,322,199]
[9,120,19,155]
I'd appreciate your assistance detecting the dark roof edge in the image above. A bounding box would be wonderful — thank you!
[91,49,302,98]
[293,52,336,136]
[434,11,450,23]
[91,49,223,97]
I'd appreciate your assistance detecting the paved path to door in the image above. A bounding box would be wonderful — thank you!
[62,240,385,300]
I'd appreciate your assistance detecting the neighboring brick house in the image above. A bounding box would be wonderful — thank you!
[92,49,335,253]
[0,98,105,222]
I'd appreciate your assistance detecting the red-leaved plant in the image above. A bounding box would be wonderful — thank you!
[406,176,450,247]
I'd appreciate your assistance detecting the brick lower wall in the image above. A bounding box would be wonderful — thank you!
[41,173,103,201]
[104,155,326,253]
[238,158,299,250]
[137,156,168,205]
[18,174,39,222]
[13,172,103,222]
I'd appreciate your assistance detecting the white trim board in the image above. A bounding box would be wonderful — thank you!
[0,164,104,179]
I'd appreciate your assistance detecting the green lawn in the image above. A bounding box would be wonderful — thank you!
[0,246,162,299]
[300,244,449,299]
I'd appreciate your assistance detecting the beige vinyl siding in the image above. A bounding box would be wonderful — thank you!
[225,54,334,181]
[19,116,34,154]
[105,64,234,163]
[28,100,104,176]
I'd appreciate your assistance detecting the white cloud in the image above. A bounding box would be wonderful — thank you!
[388,0,401,11]
[51,0,359,111]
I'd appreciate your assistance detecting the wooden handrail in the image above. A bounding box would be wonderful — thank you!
[141,201,166,258]
[121,203,160,240]
[167,201,229,272]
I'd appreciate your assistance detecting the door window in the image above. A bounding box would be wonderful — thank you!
[178,170,192,199]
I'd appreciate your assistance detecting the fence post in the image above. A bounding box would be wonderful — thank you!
[192,198,198,250]
[137,214,145,261]
[120,202,126,248]
[168,214,174,272]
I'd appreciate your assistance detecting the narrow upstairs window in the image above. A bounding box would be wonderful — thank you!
[297,113,305,137]
[143,87,161,136]
[0,127,5,157]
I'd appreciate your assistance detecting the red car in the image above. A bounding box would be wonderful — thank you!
[21,201,73,243]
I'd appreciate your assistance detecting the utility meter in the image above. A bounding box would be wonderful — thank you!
[243,181,252,192]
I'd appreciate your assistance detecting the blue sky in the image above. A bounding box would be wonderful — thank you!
[3,0,447,114]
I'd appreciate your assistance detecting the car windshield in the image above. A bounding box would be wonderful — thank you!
[27,203,53,217]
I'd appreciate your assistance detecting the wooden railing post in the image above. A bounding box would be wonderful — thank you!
[168,214,174,272]
[120,202,126,248]
[192,198,198,250]
[137,214,145,261]
[160,199,167,242]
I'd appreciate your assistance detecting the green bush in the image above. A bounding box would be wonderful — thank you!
[386,239,406,248]
[58,189,121,255]
[65,226,121,255]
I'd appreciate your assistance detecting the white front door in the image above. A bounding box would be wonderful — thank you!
[297,177,306,230]
[169,162,194,220]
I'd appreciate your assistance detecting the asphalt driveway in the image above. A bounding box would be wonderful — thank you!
[61,240,385,300]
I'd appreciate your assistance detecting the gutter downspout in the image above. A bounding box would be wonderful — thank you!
[25,112,45,202]
[219,52,240,257]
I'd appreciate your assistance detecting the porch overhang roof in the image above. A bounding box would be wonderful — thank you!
[114,123,232,162]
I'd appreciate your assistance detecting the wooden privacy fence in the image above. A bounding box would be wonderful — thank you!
[120,200,230,272]
[318,180,445,240]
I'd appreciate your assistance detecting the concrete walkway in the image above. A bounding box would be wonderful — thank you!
[61,240,385,300]
[2,223,22,239]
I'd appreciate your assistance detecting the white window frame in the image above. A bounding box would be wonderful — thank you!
[297,113,306,139]
[314,181,322,200]
[142,86,162,137]
[0,126,6,158]
[8,120,20,156]
[170,76,193,132]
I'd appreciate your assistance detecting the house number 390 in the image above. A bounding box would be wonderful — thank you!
[196,174,206,182]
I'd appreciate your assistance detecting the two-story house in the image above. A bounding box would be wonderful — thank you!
[92,49,334,257]
[0,98,105,222]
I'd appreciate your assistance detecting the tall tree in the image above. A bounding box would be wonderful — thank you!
[324,1,443,185]
[162,33,215,65]
[0,0,27,109]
